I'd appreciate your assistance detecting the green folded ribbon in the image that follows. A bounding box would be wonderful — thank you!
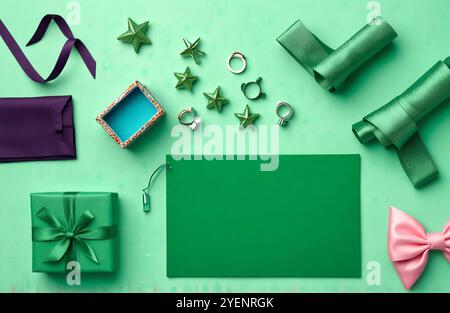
[353,58,450,188]
[277,17,397,92]
[32,192,117,268]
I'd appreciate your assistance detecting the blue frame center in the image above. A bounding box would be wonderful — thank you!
[103,87,158,142]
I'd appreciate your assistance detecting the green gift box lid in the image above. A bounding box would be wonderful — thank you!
[30,192,119,273]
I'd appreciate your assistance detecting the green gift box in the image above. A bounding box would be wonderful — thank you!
[30,192,119,273]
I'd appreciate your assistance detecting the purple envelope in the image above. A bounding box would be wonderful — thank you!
[0,96,76,162]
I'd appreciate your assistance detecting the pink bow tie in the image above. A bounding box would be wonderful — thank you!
[388,207,450,289]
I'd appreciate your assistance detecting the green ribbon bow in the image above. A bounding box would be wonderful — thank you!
[277,17,397,92]
[353,58,450,188]
[32,192,117,264]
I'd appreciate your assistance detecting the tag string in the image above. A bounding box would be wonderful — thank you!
[142,163,170,213]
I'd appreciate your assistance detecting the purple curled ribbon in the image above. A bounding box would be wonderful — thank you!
[0,14,96,83]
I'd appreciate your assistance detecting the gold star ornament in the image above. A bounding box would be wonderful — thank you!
[117,18,151,53]
[175,67,198,92]
[180,38,206,64]
[204,87,229,112]
[234,105,260,128]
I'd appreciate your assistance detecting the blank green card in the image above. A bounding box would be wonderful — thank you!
[166,155,361,277]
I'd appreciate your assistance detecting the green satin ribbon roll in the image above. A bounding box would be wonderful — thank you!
[277,17,397,92]
[353,58,450,188]
[32,192,118,264]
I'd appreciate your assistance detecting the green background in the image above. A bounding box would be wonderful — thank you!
[0,0,449,292]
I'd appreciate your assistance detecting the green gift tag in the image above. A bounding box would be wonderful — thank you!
[167,155,361,277]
